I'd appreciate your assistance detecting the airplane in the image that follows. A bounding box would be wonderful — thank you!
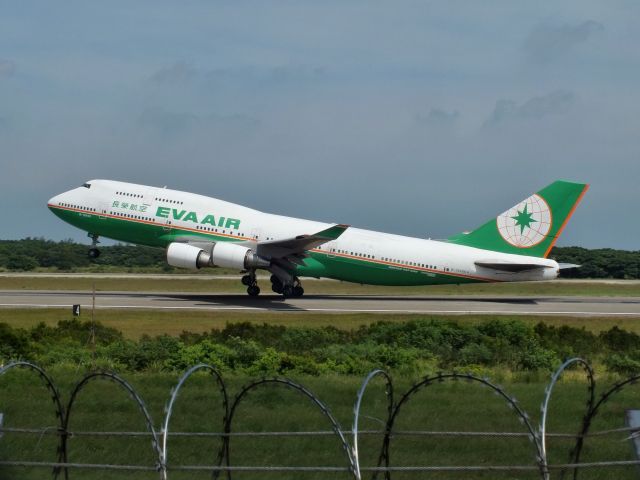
[48,180,588,297]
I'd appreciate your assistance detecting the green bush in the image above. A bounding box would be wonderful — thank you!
[535,323,599,359]
[248,347,292,375]
[458,343,494,366]
[600,326,640,352]
[168,340,235,371]
[0,323,31,359]
[5,254,38,271]
[2,318,640,376]
[604,354,640,376]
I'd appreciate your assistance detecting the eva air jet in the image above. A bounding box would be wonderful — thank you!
[48,180,587,297]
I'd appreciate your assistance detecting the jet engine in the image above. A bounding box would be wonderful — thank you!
[167,242,270,270]
[166,242,211,269]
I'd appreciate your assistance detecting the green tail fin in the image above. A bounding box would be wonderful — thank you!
[448,180,588,257]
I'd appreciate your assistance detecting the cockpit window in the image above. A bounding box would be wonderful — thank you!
[82,183,91,189]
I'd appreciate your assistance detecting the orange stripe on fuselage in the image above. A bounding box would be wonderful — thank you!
[308,249,498,283]
[49,204,499,283]
[47,205,251,241]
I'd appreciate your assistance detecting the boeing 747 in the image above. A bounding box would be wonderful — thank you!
[48,180,587,296]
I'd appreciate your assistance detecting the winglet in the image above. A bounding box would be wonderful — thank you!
[315,224,350,240]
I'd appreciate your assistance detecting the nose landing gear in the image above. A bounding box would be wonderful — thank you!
[88,234,101,259]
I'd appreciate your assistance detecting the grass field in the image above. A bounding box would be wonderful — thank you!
[1,369,638,480]
[1,276,640,296]
[2,308,640,339]
[1,276,639,478]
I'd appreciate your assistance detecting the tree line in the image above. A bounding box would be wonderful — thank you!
[0,238,171,272]
[0,238,638,278]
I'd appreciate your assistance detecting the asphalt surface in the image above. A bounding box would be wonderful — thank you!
[0,290,639,316]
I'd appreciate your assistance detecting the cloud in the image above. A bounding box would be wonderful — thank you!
[139,107,198,134]
[484,90,575,126]
[205,65,326,80]
[524,20,604,63]
[138,107,259,136]
[414,108,460,128]
[1,3,638,248]
[150,61,326,88]
[148,62,326,98]
[269,65,326,82]
[0,59,16,78]
[150,61,198,84]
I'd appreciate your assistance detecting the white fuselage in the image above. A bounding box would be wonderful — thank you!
[48,179,559,285]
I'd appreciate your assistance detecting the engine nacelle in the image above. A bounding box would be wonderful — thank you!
[166,242,211,270]
[211,241,270,270]
[166,241,270,271]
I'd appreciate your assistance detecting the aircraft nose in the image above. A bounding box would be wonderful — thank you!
[47,193,64,210]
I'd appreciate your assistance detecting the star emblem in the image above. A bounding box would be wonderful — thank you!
[511,204,537,234]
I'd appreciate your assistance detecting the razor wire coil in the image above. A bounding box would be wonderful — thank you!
[2,360,640,479]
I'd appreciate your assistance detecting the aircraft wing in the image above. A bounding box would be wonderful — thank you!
[474,260,554,273]
[256,224,349,265]
[178,224,349,270]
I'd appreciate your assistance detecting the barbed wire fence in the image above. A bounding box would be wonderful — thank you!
[1,359,640,479]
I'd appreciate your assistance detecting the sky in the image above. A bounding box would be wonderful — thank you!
[1,1,638,249]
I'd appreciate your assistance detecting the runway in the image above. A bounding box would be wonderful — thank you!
[0,290,639,316]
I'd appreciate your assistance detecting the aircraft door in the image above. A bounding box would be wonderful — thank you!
[160,219,173,235]
[98,200,110,220]
[150,191,173,239]
[155,213,174,243]
[250,227,261,242]
[141,190,154,216]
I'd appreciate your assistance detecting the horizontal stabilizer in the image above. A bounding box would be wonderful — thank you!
[475,261,552,273]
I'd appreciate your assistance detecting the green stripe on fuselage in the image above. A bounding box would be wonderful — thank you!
[299,251,483,286]
[49,206,239,248]
[50,206,484,287]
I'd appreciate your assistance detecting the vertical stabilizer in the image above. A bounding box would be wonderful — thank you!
[447,180,588,257]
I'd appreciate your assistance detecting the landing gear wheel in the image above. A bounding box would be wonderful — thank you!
[247,285,260,296]
[242,270,259,295]
[270,275,284,294]
[88,233,101,259]
[293,286,304,297]
[282,285,294,297]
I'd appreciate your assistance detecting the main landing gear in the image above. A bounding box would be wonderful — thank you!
[242,270,304,298]
[88,233,101,259]
[241,271,260,297]
[270,275,304,298]
[241,271,305,298]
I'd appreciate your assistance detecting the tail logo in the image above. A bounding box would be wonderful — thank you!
[496,194,552,248]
